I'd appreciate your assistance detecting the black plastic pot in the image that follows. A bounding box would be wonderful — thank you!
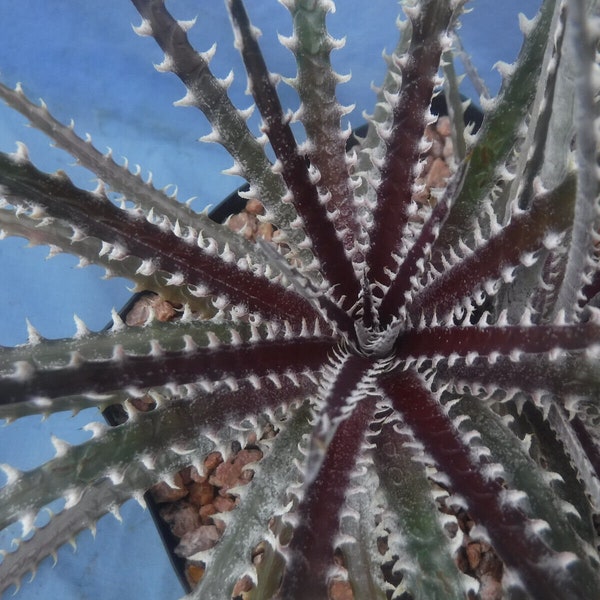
[102,96,483,594]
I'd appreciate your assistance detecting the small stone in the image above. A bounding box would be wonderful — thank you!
[212,516,227,535]
[226,212,255,239]
[420,153,435,173]
[479,576,503,600]
[125,294,177,326]
[271,229,285,244]
[245,198,264,215]
[175,524,221,557]
[186,563,205,586]
[213,494,237,513]
[466,542,482,570]
[443,136,454,160]
[151,473,188,503]
[425,157,451,189]
[168,503,201,538]
[412,176,429,205]
[232,575,254,597]
[256,221,274,241]
[444,520,459,538]
[436,115,452,137]
[329,580,354,600]
[179,466,199,486]
[455,547,469,574]
[159,503,177,524]
[208,461,236,488]
[252,541,266,565]
[237,448,263,467]
[261,423,277,440]
[209,449,261,490]
[203,452,223,474]
[199,503,217,523]
[129,394,156,413]
[189,480,215,507]
[237,467,255,485]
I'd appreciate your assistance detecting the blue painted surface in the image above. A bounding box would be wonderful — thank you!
[0,1,540,598]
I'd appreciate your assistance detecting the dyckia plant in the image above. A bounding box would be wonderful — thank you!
[1,0,600,598]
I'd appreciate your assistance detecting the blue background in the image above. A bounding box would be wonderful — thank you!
[0,1,541,598]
